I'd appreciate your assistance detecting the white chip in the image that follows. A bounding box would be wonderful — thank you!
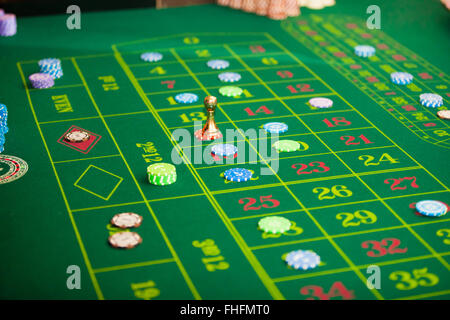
[108,231,142,249]
[111,212,143,229]
[309,97,333,108]
[207,59,230,70]
[65,130,90,142]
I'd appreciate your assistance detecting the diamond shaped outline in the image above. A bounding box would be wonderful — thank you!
[73,164,123,201]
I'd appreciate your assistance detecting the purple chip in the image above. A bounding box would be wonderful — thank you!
[0,14,17,37]
[29,73,54,89]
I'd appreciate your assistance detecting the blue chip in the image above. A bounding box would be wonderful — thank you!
[420,93,443,108]
[174,93,199,104]
[218,72,241,83]
[223,168,252,182]
[416,200,448,217]
[141,52,163,62]
[390,72,413,85]
[38,58,61,68]
[41,68,63,79]
[207,59,230,70]
[285,250,320,270]
[354,45,376,58]
[211,144,238,157]
[263,122,288,134]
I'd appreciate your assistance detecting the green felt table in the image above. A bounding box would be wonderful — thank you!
[1,0,449,300]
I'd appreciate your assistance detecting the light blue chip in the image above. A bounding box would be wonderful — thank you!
[175,93,199,104]
[38,58,61,68]
[390,72,413,85]
[420,93,443,108]
[207,59,230,70]
[223,168,252,182]
[141,52,163,62]
[354,45,376,58]
[263,122,288,134]
[218,72,241,83]
[285,250,320,270]
[211,144,238,157]
[416,200,448,217]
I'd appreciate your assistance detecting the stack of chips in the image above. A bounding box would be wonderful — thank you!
[29,73,55,89]
[0,104,8,153]
[218,0,300,20]
[147,163,177,186]
[38,58,63,79]
[217,0,335,19]
[0,10,17,37]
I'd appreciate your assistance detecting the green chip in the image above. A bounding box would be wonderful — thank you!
[219,86,243,97]
[273,140,300,152]
[147,163,176,176]
[258,216,291,234]
[148,173,177,186]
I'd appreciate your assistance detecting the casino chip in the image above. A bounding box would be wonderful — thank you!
[273,140,300,152]
[390,72,413,85]
[354,45,376,58]
[309,97,333,108]
[147,163,177,186]
[437,110,450,120]
[211,143,238,157]
[207,59,230,70]
[223,168,252,182]
[108,231,142,249]
[258,216,291,234]
[147,163,176,176]
[39,58,63,79]
[219,86,243,97]
[29,73,54,89]
[175,93,199,104]
[263,122,288,134]
[285,250,320,270]
[218,72,241,83]
[140,52,163,62]
[64,130,90,143]
[0,14,17,37]
[420,93,444,108]
[415,200,448,217]
[111,212,143,229]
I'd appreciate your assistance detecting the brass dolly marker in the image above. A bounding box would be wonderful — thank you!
[194,96,223,141]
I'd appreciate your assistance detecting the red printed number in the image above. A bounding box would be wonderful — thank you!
[277,70,294,79]
[238,195,280,211]
[323,117,351,128]
[384,176,418,190]
[286,84,314,94]
[361,238,408,257]
[300,281,355,300]
[161,80,175,89]
[340,134,373,145]
[244,105,274,116]
[291,161,330,175]
[249,45,266,53]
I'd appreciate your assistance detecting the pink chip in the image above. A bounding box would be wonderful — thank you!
[0,9,4,16]
[309,97,333,109]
